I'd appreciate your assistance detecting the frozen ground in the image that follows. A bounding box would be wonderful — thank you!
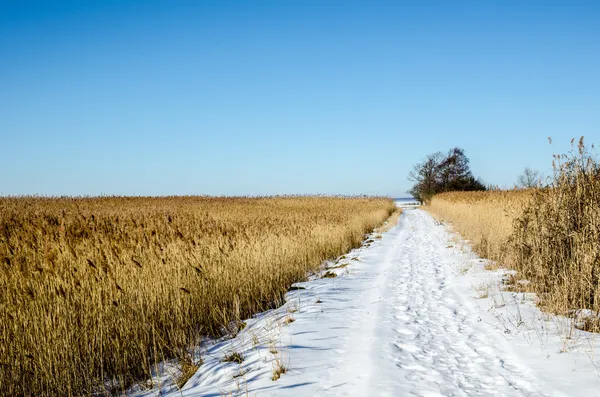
[131,206,600,397]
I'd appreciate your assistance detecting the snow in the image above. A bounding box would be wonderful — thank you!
[131,204,600,396]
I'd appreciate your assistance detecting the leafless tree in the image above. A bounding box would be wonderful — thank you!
[408,151,444,202]
[516,167,542,188]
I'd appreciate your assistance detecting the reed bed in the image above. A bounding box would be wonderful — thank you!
[512,140,600,317]
[427,138,600,324]
[0,196,395,396]
[427,190,532,265]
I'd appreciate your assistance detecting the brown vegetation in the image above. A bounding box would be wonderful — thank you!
[512,139,600,317]
[427,189,532,265]
[427,138,600,323]
[0,196,395,396]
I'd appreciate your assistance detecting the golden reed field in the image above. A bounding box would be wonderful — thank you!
[427,189,532,266]
[0,196,396,396]
[427,139,600,328]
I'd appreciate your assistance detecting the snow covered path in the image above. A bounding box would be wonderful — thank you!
[246,208,559,397]
[136,208,600,397]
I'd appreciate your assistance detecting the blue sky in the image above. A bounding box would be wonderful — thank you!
[1,1,599,197]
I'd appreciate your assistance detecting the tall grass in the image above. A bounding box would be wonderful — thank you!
[512,138,600,316]
[0,196,395,396]
[427,189,532,264]
[427,137,600,320]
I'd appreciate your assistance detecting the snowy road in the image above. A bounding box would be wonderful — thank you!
[136,208,599,397]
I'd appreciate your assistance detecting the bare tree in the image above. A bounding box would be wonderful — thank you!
[408,151,444,202]
[516,167,542,188]
[437,148,474,192]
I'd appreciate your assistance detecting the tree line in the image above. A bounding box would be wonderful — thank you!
[408,148,545,202]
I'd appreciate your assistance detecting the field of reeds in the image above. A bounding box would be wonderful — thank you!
[427,138,600,324]
[0,196,396,396]
[427,189,532,265]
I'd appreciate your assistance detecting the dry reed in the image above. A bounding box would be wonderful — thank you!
[0,196,395,396]
[512,138,600,317]
[427,190,532,265]
[427,138,600,323]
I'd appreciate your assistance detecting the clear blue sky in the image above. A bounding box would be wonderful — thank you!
[1,1,599,197]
